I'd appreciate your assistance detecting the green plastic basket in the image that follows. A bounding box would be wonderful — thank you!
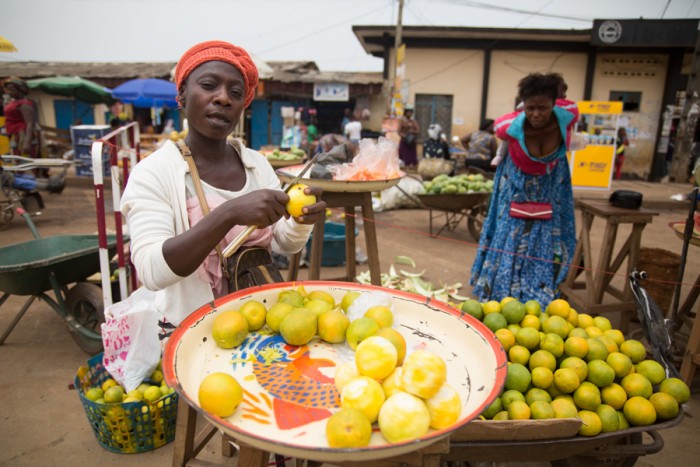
[75,353,178,454]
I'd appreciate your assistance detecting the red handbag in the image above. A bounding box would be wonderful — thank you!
[509,201,553,220]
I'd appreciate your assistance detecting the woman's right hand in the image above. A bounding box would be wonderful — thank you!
[227,189,290,227]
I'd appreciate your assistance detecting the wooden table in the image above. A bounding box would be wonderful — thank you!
[559,199,659,333]
[287,191,382,286]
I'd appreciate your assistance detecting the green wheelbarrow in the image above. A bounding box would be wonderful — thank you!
[0,208,119,354]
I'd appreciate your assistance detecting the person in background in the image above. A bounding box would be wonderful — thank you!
[307,115,319,155]
[460,119,497,171]
[343,113,362,144]
[470,72,579,304]
[423,123,450,160]
[398,104,420,168]
[340,108,352,133]
[615,127,629,180]
[2,77,40,159]
[121,40,326,335]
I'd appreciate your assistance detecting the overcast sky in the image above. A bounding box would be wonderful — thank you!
[2,0,700,72]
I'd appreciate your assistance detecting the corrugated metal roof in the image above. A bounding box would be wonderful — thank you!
[0,60,383,86]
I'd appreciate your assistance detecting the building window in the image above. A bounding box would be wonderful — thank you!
[609,91,641,112]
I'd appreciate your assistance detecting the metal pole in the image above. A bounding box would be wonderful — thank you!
[388,0,405,114]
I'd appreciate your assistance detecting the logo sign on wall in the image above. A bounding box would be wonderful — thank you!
[313,82,349,102]
[598,20,623,44]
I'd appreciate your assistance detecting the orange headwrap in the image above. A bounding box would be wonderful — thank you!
[175,40,259,108]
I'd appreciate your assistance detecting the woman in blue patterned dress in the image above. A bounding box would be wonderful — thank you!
[470,73,579,303]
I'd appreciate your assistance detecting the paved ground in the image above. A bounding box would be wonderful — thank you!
[0,168,698,466]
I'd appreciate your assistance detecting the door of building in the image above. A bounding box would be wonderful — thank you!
[415,94,453,142]
[54,99,95,129]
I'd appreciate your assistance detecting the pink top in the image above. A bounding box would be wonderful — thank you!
[186,192,272,296]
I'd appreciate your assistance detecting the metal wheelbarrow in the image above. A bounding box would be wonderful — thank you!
[0,207,119,354]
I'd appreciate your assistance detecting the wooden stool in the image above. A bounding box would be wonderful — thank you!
[171,398,233,466]
[288,190,382,286]
[559,200,659,334]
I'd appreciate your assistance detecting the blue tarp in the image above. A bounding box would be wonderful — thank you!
[111,78,178,108]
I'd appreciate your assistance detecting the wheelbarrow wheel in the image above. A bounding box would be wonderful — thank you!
[550,432,642,467]
[65,282,105,355]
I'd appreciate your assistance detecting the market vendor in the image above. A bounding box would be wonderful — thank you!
[121,40,326,336]
[470,73,578,303]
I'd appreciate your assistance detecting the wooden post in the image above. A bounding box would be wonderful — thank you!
[670,21,700,182]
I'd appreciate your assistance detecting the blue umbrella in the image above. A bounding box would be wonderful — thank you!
[111,78,178,108]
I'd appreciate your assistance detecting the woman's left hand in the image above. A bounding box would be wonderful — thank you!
[293,185,327,225]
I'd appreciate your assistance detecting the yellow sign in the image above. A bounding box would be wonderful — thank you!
[577,101,623,115]
[0,117,9,155]
[569,144,616,190]
[397,44,406,66]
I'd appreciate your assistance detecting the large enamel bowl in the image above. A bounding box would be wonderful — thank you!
[163,281,506,463]
[277,165,405,192]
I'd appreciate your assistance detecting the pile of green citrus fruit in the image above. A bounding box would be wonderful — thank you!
[82,360,175,405]
[457,297,690,436]
[205,286,462,447]
[422,173,493,195]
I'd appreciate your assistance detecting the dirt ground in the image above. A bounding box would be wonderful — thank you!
[0,169,699,466]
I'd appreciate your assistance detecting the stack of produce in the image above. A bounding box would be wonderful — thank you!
[456,297,689,437]
[198,286,461,447]
[421,173,493,195]
[264,146,306,161]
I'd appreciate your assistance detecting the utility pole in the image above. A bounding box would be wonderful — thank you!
[670,23,700,182]
[388,0,404,116]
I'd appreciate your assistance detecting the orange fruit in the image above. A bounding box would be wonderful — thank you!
[596,403,620,433]
[546,299,571,319]
[531,367,554,389]
[501,389,526,409]
[520,314,541,330]
[355,336,398,380]
[238,300,267,331]
[318,309,350,344]
[507,400,531,420]
[378,392,431,442]
[401,350,447,399]
[559,356,588,383]
[530,400,554,419]
[495,328,516,351]
[525,388,552,405]
[482,300,502,315]
[541,316,570,339]
[502,300,526,324]
[381,367,404,399]
[553,368,580,393]
[577,410,602,436]
[211,311,249,349]
[620,373,653,399]
[279,308,317,346]
[346,317,380,350]
[540,333,565,358]
[551,398,578,418]
[505,363,532,393]
[585,338,609,362]
[524,300,542,316]
[325,408,372,448]
[601,383,628,410]
[307,290,336,307]
[198,372,243,418]
[592,316,612,331]
[425,384,462,429]
[508,345,531,365]
[576,313,594,329]
[659,377,691,404]
[635,360,666,385]
[564,336,589,359]
[516,327,541,350]
[649,392,680,420]
[341,376,385,423]
[286,183,316,217]
[606,352,634,379]
[375,327,407,366]
[623,396,657,426]
[529,349,557,372]
[573,381,602,411]
[586,359,616,388]
[481,397,503,419]
[364,305,394,328]
[620,339,647,363]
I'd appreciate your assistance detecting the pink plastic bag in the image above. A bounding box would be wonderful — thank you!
[329,138,401,181]
[101,287,161,391]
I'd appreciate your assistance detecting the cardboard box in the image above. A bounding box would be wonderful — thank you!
[451,418,582,442]
[74,145,110,177]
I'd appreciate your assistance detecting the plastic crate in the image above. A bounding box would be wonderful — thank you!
[74,145,110,177]
[305,221,358,267]
[75,353,178,454]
